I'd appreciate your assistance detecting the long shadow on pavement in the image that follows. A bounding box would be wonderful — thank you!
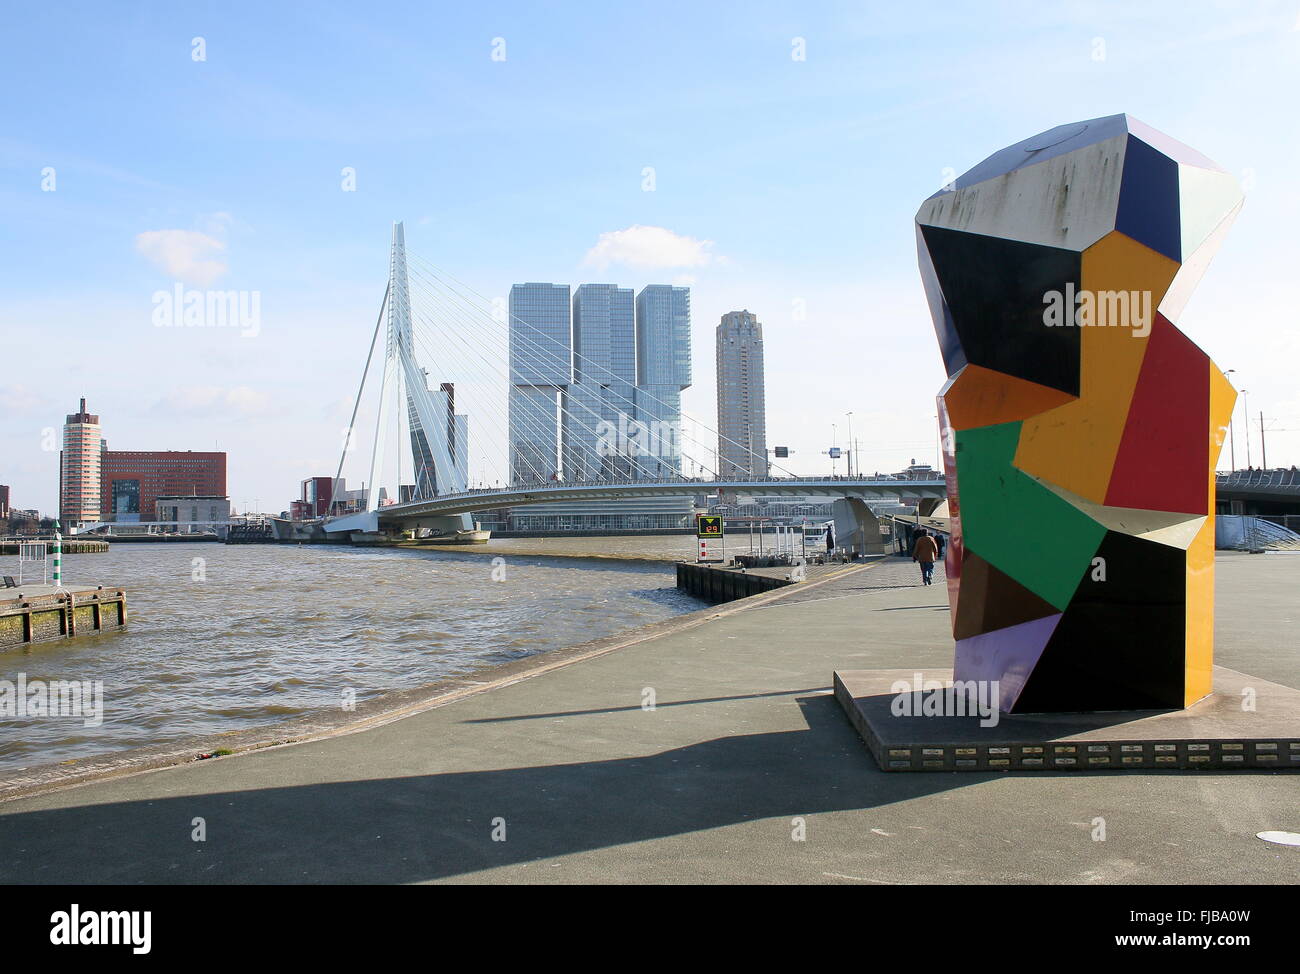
[0,695,990,884]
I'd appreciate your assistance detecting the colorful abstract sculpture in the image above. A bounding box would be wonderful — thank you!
[916,115,1242,713]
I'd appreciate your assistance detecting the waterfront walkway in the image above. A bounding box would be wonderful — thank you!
[0,553,1295,884]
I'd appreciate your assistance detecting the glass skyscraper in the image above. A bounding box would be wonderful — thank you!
[634,285,691,479]
[505,280,693,529]
[508,283,571,483]
[406,377,468,498]
[636,285,691,388]
[567,284,637,480]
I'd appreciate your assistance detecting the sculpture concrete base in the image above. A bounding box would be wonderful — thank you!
[834,666,1299,772]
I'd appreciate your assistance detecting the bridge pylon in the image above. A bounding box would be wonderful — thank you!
[328,222,475,540]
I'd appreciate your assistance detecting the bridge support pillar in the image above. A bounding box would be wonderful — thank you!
[832,498,885,557]
[406,513,476,539]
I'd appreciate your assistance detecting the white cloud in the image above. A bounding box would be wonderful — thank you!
[153,385,271,417]
[135,229,228,285]
[197,211,235,236]
[224,386,272,415]
[0,384,42,413]
[582,225,718,271]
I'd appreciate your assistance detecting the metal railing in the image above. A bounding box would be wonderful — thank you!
[1216,468,1300,489]
[1216,515,1300,551]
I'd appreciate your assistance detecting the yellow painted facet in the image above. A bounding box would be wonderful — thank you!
[1013,232,1180,502]
[1184,516,1215,707]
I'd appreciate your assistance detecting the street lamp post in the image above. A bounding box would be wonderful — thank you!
[1224,370,1237,471]
[846,412,854,478]
[831,423,838,476]
[1241,389,1251,468]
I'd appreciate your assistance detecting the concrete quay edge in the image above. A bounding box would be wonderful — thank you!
[0,561,874,804]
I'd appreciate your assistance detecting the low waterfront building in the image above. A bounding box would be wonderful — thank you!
[502,496,694,532]
[294,476,338,519]
[100,449,226,521]
[711,494,837,522]
[5,508,41,535]
[155,495,232,534]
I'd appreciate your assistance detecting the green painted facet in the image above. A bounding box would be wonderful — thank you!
[955,421,1107,609]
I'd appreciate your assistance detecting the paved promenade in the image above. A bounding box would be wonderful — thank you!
[0,553,1295,884]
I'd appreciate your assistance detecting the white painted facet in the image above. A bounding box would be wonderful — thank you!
[1126,117,1224,173]
[1032,475,1207,549]
[917,134,1128,252]
[1158,199,1243,324]
[1178,166,1244,263]
[1139,516,1210,549]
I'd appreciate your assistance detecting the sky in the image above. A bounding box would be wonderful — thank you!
[2,1,1298,514]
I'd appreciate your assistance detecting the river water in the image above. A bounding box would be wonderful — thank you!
[0,540,705,774]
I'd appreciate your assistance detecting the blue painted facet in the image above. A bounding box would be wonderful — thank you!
[1116,134,1182,263]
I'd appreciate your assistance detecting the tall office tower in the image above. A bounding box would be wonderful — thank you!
[406,371,437,499]
[567,284,636,480]
[635,285,692,479]
[439,381,470,492]
[453,413,469,487]
[60,397,102,524]
[508,283,571,483]
[505,283,694,530]
[406,377,469,498]
[716,310,768,478]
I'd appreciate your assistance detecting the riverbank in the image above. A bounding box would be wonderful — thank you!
[0,539,109,554]
[409,532,821,563]
[0,561,853,802]
[0,552,1294,883]
[0,541,703,771]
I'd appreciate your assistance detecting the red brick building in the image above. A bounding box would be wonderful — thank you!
[100,451,227,520]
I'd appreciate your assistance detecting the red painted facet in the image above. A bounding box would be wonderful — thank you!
[1103,313,1210,515]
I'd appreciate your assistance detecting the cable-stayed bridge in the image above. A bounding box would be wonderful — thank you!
[313,222,944,542]
[324,476,947,536]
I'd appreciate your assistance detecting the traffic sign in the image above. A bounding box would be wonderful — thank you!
[696,514,723,538]
[697,536,724,564]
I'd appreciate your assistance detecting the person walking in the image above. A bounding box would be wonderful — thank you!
[912,528,939,586]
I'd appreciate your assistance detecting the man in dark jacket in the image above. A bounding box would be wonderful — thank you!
[911,528,939,586]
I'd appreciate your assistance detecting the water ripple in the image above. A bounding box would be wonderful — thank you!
[0,541,704,772]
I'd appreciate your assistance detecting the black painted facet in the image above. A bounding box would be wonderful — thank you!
[1013,531,1187,712]
[919,225,1082,396]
